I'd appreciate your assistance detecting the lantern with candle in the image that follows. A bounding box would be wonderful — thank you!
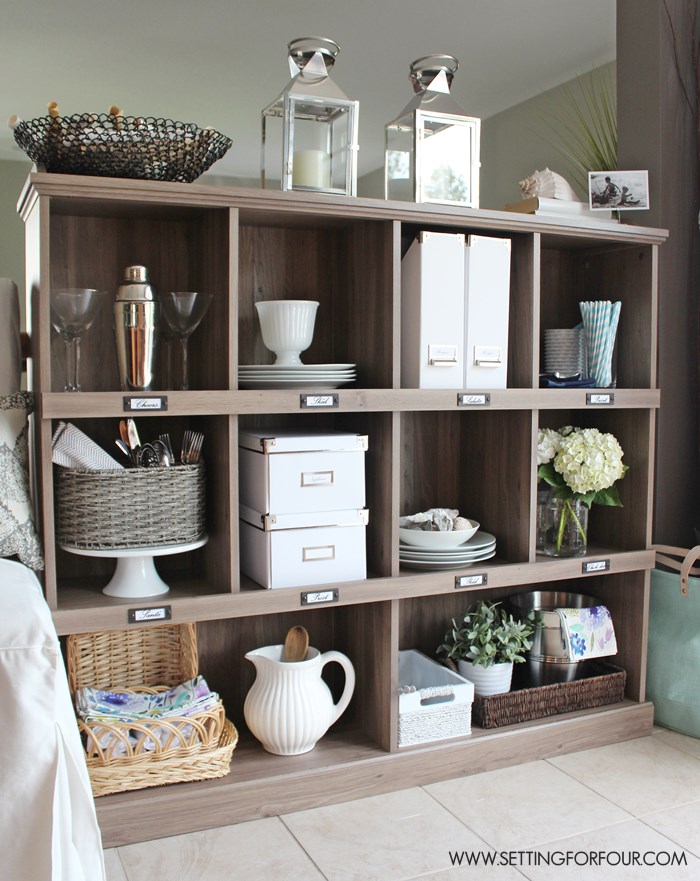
[261,37,359,196]
[384,55,480,207]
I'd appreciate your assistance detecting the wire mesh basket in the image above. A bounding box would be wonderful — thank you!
[12,113,232,182]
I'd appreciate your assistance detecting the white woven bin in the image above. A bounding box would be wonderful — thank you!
[398,650,474,747]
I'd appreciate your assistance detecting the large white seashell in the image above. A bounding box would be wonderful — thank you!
[519,168,577,201]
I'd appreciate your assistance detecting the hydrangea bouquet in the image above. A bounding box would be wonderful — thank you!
[537,426,628,555]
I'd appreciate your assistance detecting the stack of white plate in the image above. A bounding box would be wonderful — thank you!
[543,328,585,377]
[238,363,356,389]
[399,530,497,571]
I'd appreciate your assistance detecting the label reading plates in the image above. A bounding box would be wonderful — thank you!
[128,605,172,623]
[586,392,614,405]
[457,393,491,407]
[455,573,488,589]
[301,588,339,606]
[582,559,611,574]
[124,395,168,412]
[300,394,339,409]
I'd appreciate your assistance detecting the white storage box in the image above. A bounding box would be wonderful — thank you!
[239,430,367,516]
[398,650,474,747]
[239,506,368,590]
[401,231,511,389]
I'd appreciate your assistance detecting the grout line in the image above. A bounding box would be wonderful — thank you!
[109,847,130,881]
[636,813,700,862]
[278,815,333,881]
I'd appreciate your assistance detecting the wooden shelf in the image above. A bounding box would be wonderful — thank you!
[39,387,661,418]
[51,549,655,635]
[21,172,666,846]
[96,701,653,848]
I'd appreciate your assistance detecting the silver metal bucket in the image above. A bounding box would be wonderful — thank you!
[508,590,601,686]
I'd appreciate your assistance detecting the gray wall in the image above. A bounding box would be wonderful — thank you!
[480,63,615,209]
[0,159,31,319]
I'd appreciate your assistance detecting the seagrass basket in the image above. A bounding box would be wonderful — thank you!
[471,662,626,729]
[67,623,237,796]
[55,462,205,550]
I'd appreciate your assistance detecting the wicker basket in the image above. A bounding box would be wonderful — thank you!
[471,662,627,729]
[67,623,237,796]
[13,113,232,183]
[55,462,205,550]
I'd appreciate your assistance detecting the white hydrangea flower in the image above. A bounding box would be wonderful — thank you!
[537,428,562,465]
[553,428,625,494]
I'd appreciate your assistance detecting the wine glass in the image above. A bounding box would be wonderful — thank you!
[160,292,213,390]
[50,288,107,392]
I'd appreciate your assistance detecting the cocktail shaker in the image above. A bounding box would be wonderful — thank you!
[114,265,159,391]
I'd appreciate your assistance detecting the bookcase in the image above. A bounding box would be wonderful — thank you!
[20,172,665,846]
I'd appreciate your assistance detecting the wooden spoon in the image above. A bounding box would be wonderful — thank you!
[283,625,309,662]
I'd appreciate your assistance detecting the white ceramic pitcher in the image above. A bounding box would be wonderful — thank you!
[243,644,355,755]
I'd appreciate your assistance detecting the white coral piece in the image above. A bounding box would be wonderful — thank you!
[519,168,577,201]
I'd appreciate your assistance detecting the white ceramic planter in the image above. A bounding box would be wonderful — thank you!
[457,659,513,696]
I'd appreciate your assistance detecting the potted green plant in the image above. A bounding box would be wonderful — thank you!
[438,600,534,696]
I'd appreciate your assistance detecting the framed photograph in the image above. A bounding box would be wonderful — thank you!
[588,170,649,211]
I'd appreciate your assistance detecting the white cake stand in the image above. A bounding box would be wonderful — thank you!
[61,536,208,598]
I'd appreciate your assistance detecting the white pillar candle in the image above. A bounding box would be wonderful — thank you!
[293,149,331,189]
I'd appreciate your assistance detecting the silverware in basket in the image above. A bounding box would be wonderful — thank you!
[181,430,204,465]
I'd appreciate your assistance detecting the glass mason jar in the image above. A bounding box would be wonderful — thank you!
[544,497,589,558]
[536,481,553,552]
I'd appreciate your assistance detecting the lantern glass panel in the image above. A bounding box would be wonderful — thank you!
[417,113,476,204]
[287,97,354,192]
[385,117,414,201]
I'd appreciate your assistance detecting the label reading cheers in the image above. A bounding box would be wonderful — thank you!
[455,573,488,589]
[128,605,172,623]
[123,396,168,412]
[586,392,614,406]
[457,393,491,407]
[301,589,339,606]
[582,559,611,574]
[300,394,339,409]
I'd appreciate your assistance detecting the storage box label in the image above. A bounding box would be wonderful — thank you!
[586,393,614,405]
[128,605,172,623]
[457,393,491,407]
[123,395,168,411]
[301,589,339,605]
[303,545,336,562]
[300,394,339,409]
[301,470,335,487]
[455,573,488,588]
[582,559,611,573]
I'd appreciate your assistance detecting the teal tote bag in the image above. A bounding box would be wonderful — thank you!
[647,546,700,737]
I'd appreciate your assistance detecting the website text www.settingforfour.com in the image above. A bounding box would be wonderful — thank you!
[449,849,688,868]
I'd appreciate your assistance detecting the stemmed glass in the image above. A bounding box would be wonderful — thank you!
[50,288,107,392]
[160,292,213,390]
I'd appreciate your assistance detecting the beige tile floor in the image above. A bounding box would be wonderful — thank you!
[104,727,700,881]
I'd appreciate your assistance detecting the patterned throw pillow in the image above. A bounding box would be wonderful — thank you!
[0,392,44,569]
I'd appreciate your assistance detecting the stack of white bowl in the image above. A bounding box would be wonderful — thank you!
[543,328,586,377]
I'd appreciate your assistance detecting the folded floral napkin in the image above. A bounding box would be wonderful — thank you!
[52,421,123,471]
[556,605,617,661]
[76,676,221,757]
[75,675,219,723]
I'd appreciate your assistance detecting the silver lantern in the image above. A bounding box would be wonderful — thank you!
[261,37,359,196]
[384,55,480,207]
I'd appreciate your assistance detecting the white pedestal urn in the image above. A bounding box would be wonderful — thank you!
[457,659,513,696]
[244,644,355,755]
